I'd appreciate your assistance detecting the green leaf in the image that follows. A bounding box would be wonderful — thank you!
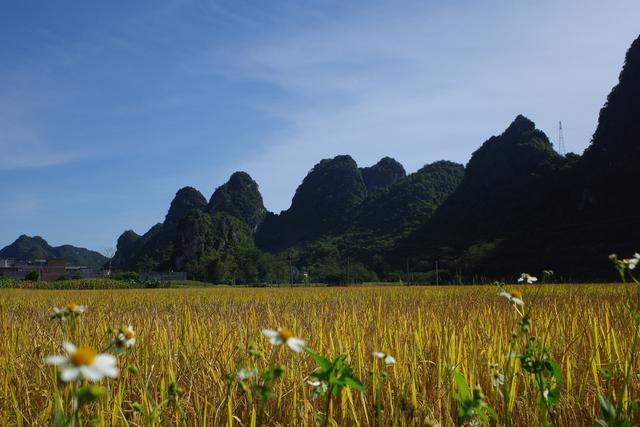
[546,387,561,406]
[344,376,365,392]
[452,370,470,400]
[547,360,564,384]
[599,396,616,421]
[77,385,106,407]
[261,366,285,381]
[305,348,332,371]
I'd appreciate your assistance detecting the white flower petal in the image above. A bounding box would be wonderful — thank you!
[80,366,104,382]
[238,368,258,380]
[511,297,524,306]
[287,337,305,352]
[262,329,279,338]
[63,342,77,354]
[384,355,396,365]
[95,354,117,366]
[97,365,119,379]
[60,367,80,382]
[269,336,283,345]
[45,355,68,366]
[372,352,385,359]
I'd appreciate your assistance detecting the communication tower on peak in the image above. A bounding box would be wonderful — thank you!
[558,121,566,156]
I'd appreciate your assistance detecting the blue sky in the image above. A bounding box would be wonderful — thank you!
[1,1,639,252]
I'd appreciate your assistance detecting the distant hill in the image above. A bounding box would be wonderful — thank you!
[112,175,271,283]
[0,235,107,268]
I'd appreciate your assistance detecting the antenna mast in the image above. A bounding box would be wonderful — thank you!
[558,121,566,155]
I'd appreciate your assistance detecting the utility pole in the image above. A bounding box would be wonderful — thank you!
[435,260,439,286]
[346,256,350,285]
[406,258,410,285]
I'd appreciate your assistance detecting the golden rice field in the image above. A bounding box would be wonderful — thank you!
[0,284,634,426]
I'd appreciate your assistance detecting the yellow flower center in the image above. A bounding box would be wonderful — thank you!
[70,347,97,366]
[510,290,523,300]
[124,329,135,339]
[278,327,294,342]
[66,303,77,311]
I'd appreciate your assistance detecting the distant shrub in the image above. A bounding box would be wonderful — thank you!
[25,271,39,281]
[113,271,140,282]
[142,280,170,289]
[0,276,17,288]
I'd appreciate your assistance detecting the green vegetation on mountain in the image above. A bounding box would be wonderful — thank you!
[254,159,464,283]
[112,187,208,271]
[256,155,368,251]
[360,156,406,192]
[208,171,267,231]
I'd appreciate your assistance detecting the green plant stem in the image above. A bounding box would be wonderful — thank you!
[71,381,79,427]
[502,329,518,427]
[534,372,551,426]
[256,348,278,427]
[616,315,640,420]
[322,392,331,427]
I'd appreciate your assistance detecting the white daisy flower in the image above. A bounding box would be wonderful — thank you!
[117,325,136,349]
[307,379,328,397]
[499,290,524,316]
[45,342,119,382]
[237,368,258,380]
[50,307,67,321]
[491,372,505,387]
[499,290,524,306]
[372,351,396,365]
[262,327,305,353]
[67,303,85,313]
[624,257,639,270]
[517,273,538,284]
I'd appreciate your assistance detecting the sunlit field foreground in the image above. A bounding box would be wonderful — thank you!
[0,284,634,426]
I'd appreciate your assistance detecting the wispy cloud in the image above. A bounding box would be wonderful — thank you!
[0,100,91,170]
[205,1,640,213]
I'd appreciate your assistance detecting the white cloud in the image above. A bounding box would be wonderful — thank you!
[211,1,640,213]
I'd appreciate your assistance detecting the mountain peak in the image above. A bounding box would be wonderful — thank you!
[165,186,208,227]
[361,157,406,192]
[504,114,536,136]
[208,171,266,230]
[587,34,640,160]
[289,154,366,216]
